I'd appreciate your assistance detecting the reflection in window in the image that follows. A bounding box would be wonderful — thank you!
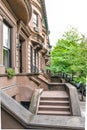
[3,23,11,68]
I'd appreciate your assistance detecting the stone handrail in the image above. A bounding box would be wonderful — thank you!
[65,83,81,116]
[35,89,43,114]
[29,89,43,114]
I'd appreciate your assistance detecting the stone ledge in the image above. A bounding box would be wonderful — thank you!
[0,74,8,77]
[1,84,19,90]
[48,83,65,85]
[27,115,85,130]
[16,73,39,76]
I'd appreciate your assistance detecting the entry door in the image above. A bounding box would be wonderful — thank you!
[30,46,33,73]
[34,49,37,73]
[19,39,22,73]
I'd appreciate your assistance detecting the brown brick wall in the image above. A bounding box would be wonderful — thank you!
[0,15,3,65]
[0,0,51,103]
[16,76,38,101]
[0,76,16,89]
[0,75,39,101]
[1,108,25,129]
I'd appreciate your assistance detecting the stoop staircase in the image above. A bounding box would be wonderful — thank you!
[37,91,71,116]
[1,91,84,130]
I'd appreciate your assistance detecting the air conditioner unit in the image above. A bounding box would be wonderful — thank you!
[34,27,39,32]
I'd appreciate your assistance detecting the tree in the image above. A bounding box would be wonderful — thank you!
[47,27,87,85]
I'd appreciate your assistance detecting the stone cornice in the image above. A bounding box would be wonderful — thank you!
[40,0,49,31]
[5,0,32,25]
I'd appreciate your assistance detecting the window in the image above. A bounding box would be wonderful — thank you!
[30,46,33,72]
[3,23,11,68]
[33,12,38,27]
[37,0,40,2]
[34,49,37,72]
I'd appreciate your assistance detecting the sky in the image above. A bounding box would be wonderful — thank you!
[45,0,87,46]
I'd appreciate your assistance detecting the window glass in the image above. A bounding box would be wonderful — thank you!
[33,12,38,27]
[3,23,11,68]
[3,24,10,49]
[3,49,9,68]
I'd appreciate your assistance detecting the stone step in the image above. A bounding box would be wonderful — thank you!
[40,97,69,101]
[48,85,65,90]
[37,110,71,116]
[39,100,70,106]
[41,91,68,98]
[38,105,70,111]
[38,91,71,116]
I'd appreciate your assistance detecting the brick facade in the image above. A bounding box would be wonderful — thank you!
[0,0,51,101]
[0,0,51,74]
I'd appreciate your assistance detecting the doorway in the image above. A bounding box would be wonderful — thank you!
[19,36,24,73]
[19,39,22,73]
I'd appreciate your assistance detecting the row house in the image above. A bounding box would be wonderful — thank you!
[1,1,82,129]
[0,0,51,105]
[0,0,51,75]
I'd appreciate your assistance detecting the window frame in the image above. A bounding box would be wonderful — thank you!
[3,22,11,68]
[33,11,38,28]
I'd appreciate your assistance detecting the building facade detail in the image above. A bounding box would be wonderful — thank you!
[0,0,51,74]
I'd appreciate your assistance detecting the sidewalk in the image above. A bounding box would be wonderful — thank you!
[78,92,86,117]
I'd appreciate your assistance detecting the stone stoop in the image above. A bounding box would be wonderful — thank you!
[1,91,85,130]
[37,91,71,116]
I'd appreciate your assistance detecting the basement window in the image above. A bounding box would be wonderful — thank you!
[21,102,30,110]
[12,95,16,100]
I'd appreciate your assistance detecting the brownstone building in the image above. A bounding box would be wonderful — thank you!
[0,0,51,74]
[0,1,84,129]
[0,0,51,99]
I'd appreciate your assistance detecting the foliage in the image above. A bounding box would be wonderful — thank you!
[6,68,15,79]
[47,27,87,84]
[3,49,7,56]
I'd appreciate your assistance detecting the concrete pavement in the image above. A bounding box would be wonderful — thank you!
[78,92,86,117]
